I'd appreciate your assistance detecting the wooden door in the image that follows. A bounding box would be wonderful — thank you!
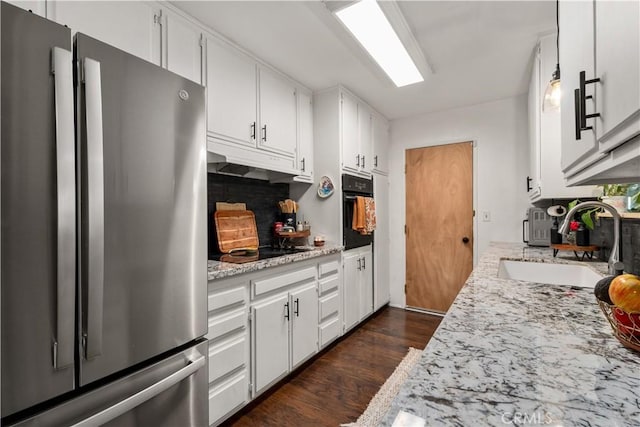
[405,142,473,312]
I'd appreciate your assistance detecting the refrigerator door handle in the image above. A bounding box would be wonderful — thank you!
[70,353,206,427]
[83,57,105,360]
[52,47,76,370]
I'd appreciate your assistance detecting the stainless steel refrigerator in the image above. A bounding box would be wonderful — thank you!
[1,3,208,425]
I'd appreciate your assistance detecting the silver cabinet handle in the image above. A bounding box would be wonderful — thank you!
[71,354,205,427]
[361,155,365,169]
[83,58,105,360]
[374,155,378,167]
[52,47,76,370]
[301,157,306,172]
[361,257,366,270]
[262,124,267,141]
[357,258,362,271]
[356,154,360,167]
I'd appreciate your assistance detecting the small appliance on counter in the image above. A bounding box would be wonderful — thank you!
[522,207,554,247]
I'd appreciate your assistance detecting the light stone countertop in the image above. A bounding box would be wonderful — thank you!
[207,244,343,281]
[381,242,640,427]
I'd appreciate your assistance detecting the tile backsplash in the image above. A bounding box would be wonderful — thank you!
[207,173,289,256]
[590,217,640,275]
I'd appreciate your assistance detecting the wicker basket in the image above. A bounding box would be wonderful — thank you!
[597,299,640,352]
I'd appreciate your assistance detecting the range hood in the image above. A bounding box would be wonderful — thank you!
[206,151,312,183]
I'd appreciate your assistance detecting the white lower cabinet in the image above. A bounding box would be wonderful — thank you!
[318,258,342,348]
[252,293,290,395]
[343,246,373,333]
[207,253,348,425]
[251,263,318,397]
[206,278,250,426]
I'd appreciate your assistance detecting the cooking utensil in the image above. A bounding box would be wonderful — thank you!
[214,210,259,253]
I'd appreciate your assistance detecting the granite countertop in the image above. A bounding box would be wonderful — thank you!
[382,242,640,427]
[207,244,343,281]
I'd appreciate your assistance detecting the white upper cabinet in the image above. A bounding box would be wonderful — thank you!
[206,36,257,148]
[528,34,595,201]
[5,0,45,16]
[341,91,361,174]
[205,33,310,175]
[297,91,314,180]
[560,0,640,185]
[594,0,640,151]
[162,8,203,84]
[48,1,161,66]
[340,90,374,177]
[371,113,389,175]
[258,66,297,158]
[358,103,373,174]
[559,0,599,173]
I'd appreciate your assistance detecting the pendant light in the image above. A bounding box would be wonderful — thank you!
[543,0,561,111]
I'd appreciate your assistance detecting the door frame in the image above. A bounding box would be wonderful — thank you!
[402,139,478,308]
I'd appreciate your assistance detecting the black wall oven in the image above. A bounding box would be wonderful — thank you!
[342,174,374,250]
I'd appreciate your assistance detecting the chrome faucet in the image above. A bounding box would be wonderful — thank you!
[559,201,621,274]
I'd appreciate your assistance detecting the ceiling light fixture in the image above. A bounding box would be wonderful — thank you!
[335,0,424,87]
[543,0,561,111]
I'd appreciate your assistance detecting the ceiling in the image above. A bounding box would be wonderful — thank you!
[172,1,555,121]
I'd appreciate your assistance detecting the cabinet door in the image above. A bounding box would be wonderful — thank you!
[206,36,257,147]
[341,91,360,173]
[342,252,360,331]
[359,248,373,320]
[4,0,45,16]
[258,67,297,158]
[252,294,289,395]
[164,9,202,84]
[595,0,640,150]
[559,0,599,172]
[372,114,389,174]
[528,43,541,198]
[373,175,390,310]
[358,103,372,173]
[297,91,314,179]
[290,285,318,368]
[48,1,161,65]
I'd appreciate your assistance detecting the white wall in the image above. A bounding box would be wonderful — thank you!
[388,95,530,307]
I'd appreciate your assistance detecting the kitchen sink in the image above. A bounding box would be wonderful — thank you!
[497,260,602,288]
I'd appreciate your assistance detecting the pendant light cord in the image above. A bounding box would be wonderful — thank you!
[556,0,559,66]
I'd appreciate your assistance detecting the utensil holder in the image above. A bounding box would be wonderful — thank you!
[281,213,296,228]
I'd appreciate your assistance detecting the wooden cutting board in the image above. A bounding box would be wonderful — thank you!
[214,210,259,253]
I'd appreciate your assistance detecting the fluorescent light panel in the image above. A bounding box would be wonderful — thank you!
[336,0,424,87]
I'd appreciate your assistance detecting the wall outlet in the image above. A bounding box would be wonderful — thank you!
[482,211,491,222]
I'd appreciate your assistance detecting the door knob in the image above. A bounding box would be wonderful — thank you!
[462,237,470,244]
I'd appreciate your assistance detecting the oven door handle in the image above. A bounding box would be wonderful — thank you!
[522,219,529,244]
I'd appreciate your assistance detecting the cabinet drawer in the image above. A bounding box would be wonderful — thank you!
[319,317,341,348]
[207,308,245,341]
[208,286,246,312]
[319,259,340,277]
[319,293,339,321]
[208,336,247,383]
[252,266,316,297]
[208,370,249,426]
[319,275,339,295]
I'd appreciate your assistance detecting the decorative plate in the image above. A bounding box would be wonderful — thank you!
[317,176,335,198]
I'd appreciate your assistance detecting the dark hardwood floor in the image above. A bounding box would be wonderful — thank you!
[223,306,442,427]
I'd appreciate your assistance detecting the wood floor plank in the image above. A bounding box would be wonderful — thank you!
[223,306,442,427]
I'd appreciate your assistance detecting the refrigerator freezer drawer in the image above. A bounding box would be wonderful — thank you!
[10,341,208,427]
